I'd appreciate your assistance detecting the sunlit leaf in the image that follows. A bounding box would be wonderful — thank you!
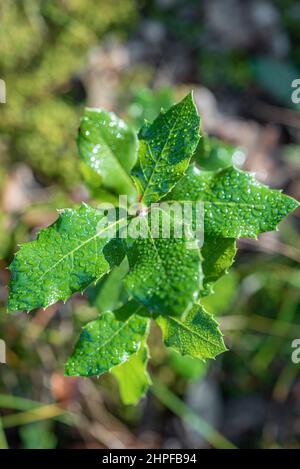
[132,93,200,205]
[169,165,299,238]
[157,304,226,360]
[8,204,125,312]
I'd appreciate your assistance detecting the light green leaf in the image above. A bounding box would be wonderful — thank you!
[157,305,226,360]
[65,301,150,377]
[78,108,137,200]
[201,236,237,296]
[112,341,151,405]
[201,271,238,316]
[194,136,235,170]
[124,208,202,317]
[8,204,125,312]
[168,165,299,238]
[168,350,208,381]
[132,93,200,205]
[87,258,129,312]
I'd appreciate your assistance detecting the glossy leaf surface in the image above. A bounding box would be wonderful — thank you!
[65,301,150,377]
[169,165,299,238]
[132,93,200,205]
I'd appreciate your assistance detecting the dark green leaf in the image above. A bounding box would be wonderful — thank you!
[112,341,151,405]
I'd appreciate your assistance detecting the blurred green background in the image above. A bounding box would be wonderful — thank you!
[0,0,300,449]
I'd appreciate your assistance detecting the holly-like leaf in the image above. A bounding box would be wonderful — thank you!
[65,301,150,377]
[112,341,151,405]
[201,236,237,296]
[168,350,208,381]
[78,108,137,200]
[124,208,202,317]
[87,258,129,313]
[8,204,126,312]
[132,93,200,205]
[169,165,299,238]
[156,304,226,360]
[6,89,300,402]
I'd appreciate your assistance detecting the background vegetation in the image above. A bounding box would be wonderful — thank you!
[0,0,300,449]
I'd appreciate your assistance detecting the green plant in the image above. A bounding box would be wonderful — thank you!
[7,92,299,405]
[0,0,136,188]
